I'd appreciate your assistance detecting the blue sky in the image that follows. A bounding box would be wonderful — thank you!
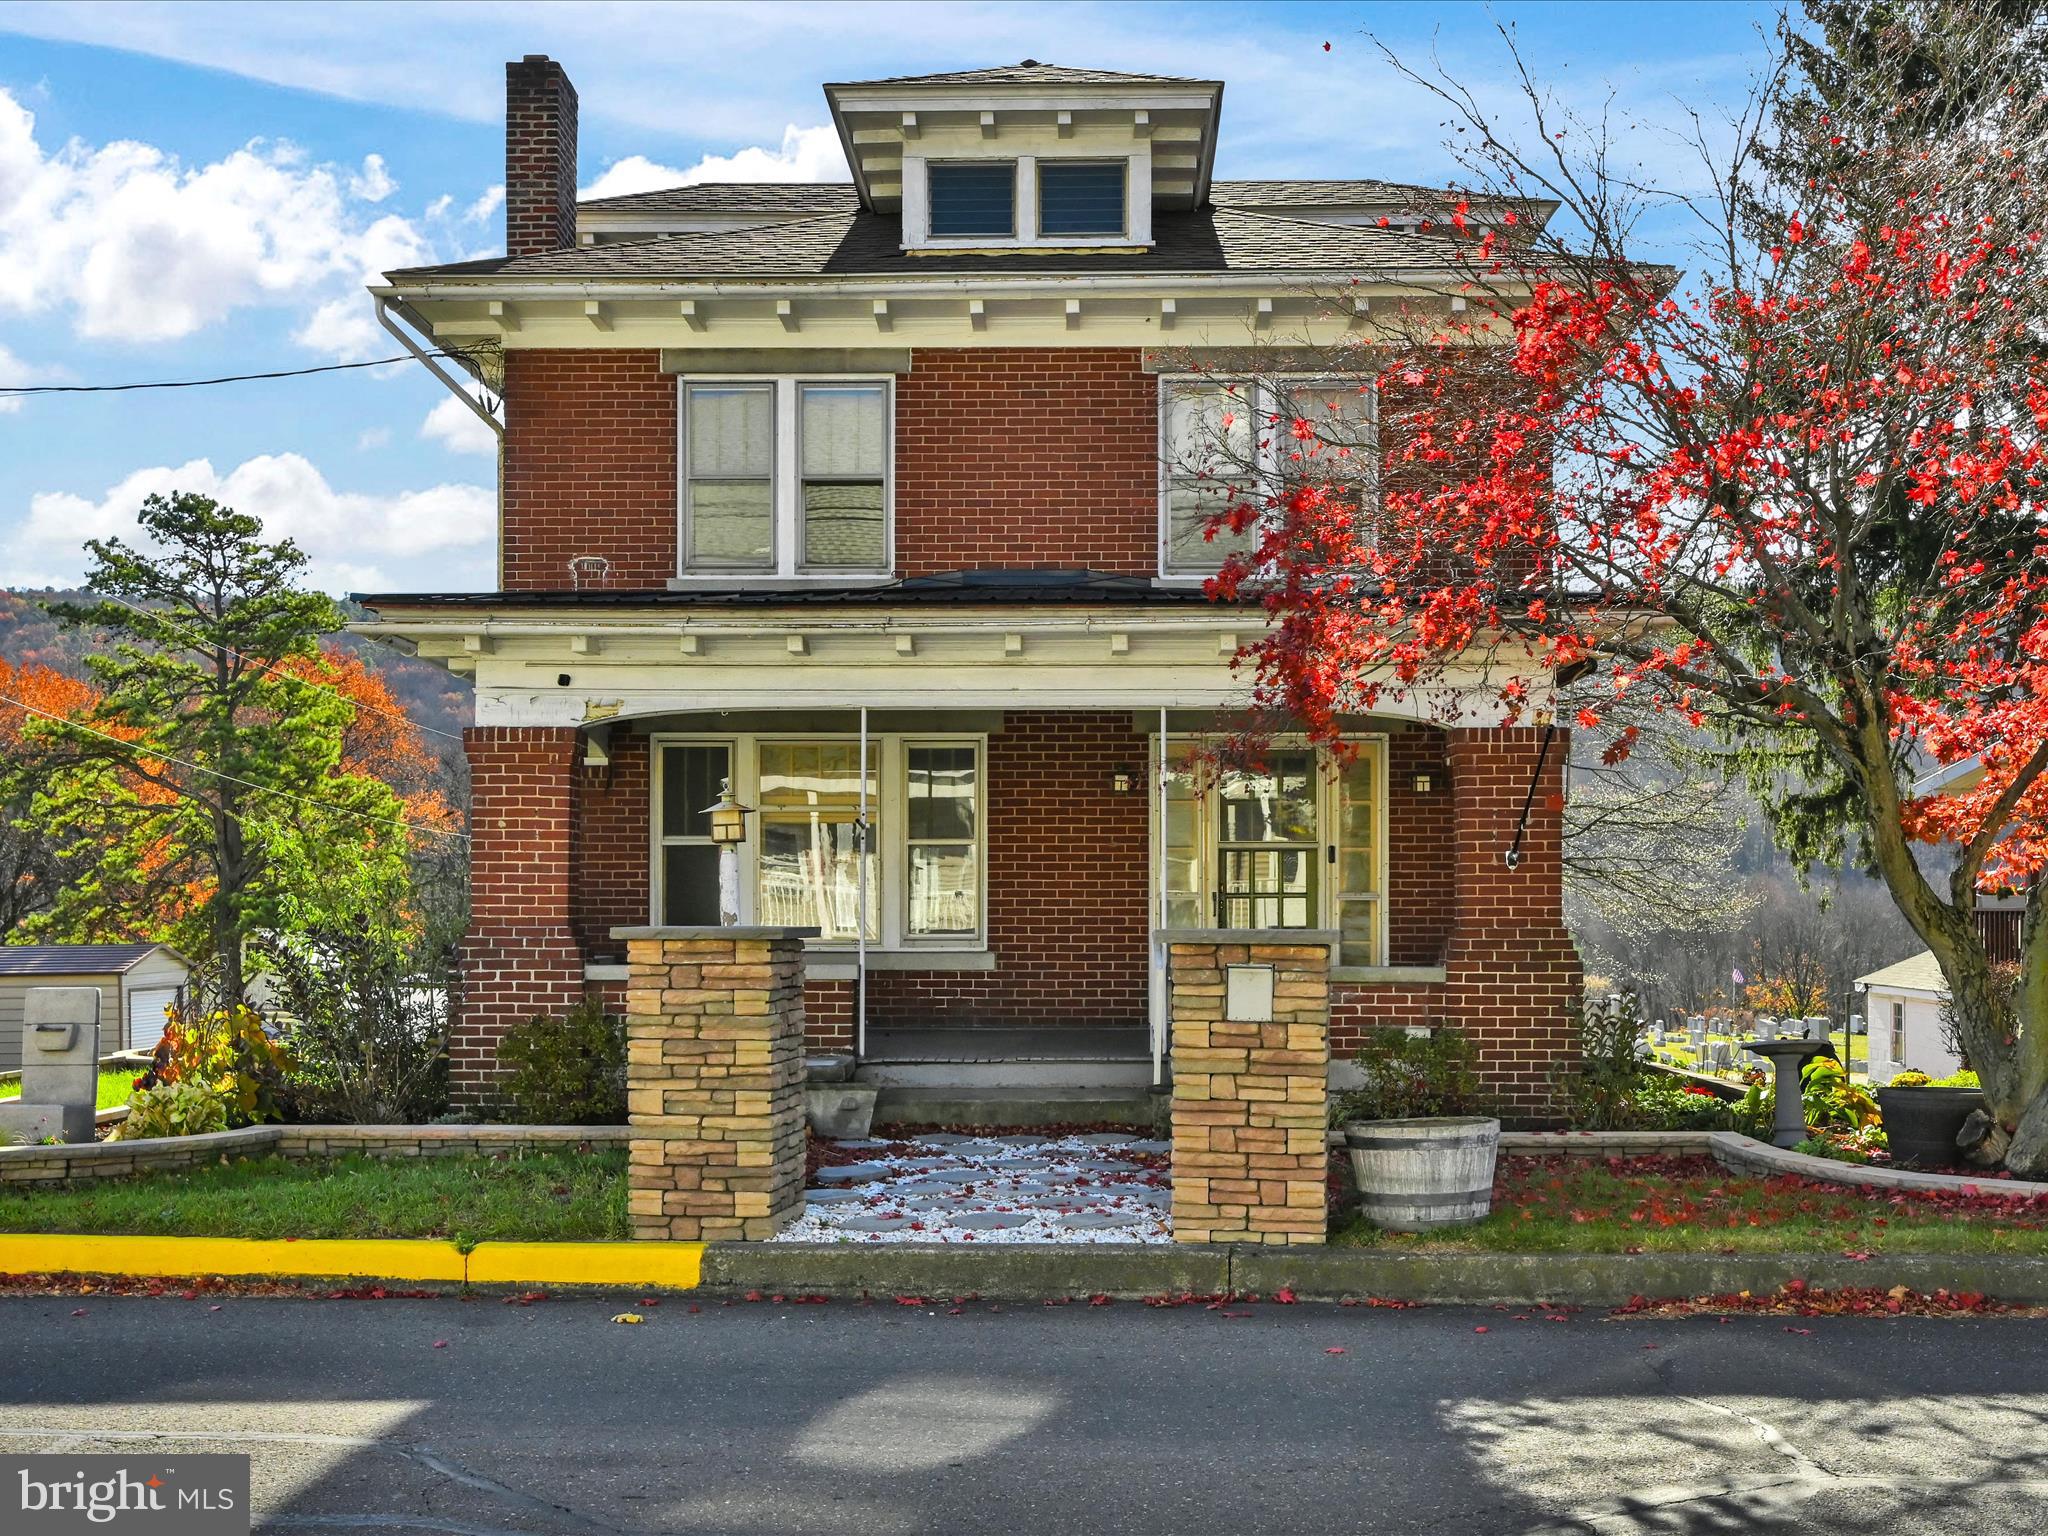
[0,0,1775,597]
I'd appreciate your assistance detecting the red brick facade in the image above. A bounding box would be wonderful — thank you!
[505,56,577,259]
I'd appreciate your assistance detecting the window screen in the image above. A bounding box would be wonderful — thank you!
[929,162,1016,238]
[1039,161,1125,237]
[685,384,774,569]
[799,384,887,569]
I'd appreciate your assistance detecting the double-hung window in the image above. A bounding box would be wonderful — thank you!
[680,377,892,578]
[653,734,985,948]
[1159,376,1376,577]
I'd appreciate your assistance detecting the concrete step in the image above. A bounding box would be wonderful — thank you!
[859,1059,1154,1087]
[858,1026,1152,1089]
[871,1086,1168,1132]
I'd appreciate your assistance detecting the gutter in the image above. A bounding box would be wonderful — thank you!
[373,296,504,440]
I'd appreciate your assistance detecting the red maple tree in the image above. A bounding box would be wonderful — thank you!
[1195,4,2048,1168]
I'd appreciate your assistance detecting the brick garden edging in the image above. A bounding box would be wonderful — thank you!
[0,1124,630,1187]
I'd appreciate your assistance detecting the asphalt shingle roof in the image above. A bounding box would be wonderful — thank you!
[0,944,167,977]
[578,179,1448,217]
[1857,950,1949,995]
[832,62,1214,87]
[393,206,1466,282]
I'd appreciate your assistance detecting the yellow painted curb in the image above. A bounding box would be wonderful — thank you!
[466,1241,704,1290]
[0,1234,467,1283]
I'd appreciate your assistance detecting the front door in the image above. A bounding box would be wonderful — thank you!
[1213,749,1319,930]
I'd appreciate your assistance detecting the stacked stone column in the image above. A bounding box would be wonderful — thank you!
[615,926,808,1241]
[1166,931,1333,1245]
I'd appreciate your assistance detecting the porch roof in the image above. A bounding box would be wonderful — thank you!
[354,568,1237,611]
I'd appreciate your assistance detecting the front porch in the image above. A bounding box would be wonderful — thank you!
[457,702,1579,1120]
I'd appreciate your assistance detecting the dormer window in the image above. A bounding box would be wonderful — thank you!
[929,162,1017,238]
[1038,161,1126,238]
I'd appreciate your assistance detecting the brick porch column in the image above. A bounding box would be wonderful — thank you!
[1166,931,1332,1246]
[454,726,586,1105]
[617,926,808,1241]
[1444,727,1583,1121]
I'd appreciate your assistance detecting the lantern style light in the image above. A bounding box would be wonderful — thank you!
[705,779,752,847]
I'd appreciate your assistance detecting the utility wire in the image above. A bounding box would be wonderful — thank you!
[93,593,467,743]
[0,352,489,397]
[0,692,468,844]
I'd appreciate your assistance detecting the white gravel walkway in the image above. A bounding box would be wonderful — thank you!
[772,1131,1174,1244]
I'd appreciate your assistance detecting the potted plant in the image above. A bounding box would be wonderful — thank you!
[1876,1069,1987,1170]
[1336,1026,1499,1232]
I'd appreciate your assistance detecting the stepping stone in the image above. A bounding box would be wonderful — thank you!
[815,1163,888,1184]
[836,1213,915,1233]
[1055,1210,1150,1230]
[832,1139,893,1150]
[991,1135,1046,1147]
[913,1134,977,1147]
[983,1158,1056,1174]
[947,1211,1033,1230]
[890,1156,959,1171]
[886,1195,961,1215]
[885,1179,960,1198]
[805,1187,869,1205]
[1069,1132,1138,1147]
[1123,1139,1171,1155]
[928,1168,991,1185]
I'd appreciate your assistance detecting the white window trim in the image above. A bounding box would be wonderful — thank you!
[1148,734,1389,966]
[651,730,988,951]
[903,150,1152,251]
[1155,373,1379,583]
[676,374,895,581]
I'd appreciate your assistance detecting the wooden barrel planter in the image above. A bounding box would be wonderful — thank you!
[1343,1116,1501,1231]
[1877,1085,1986,1169]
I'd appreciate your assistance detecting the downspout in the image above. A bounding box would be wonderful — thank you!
[857,705,870,1059]
[1154,705,1169,1088]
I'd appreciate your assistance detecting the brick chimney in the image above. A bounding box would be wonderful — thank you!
[505,54,578,257]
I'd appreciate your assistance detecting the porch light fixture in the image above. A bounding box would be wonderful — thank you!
[1411,771,1434,794]
[1112,769,1136,793]
[703,778,753,928]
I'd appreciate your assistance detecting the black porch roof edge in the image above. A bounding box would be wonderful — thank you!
[354,568,1246,610]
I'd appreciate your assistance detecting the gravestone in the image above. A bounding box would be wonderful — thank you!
[1755,1018,1778,1042]
[1803,1016,1831,1042]
[1709,1041,1734,1071]
[4,987,103,1144]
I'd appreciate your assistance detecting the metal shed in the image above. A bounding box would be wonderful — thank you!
[0,945,191,1068]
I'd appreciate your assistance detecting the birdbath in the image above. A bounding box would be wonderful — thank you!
[1742,1038,1831,1148]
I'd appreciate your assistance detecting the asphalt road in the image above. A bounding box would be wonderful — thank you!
[2,1292,2046,1535]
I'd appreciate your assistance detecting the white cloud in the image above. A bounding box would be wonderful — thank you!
[464,184,504,223]
[356,426,391,450]
[420,394,498,457]
[0,86,440,357]
[582,125,847,200]
[9,454,494,593]
[348,151,396,202]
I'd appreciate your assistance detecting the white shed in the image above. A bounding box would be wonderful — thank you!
[1857,950,1962,1084]
[0,944,191,1069]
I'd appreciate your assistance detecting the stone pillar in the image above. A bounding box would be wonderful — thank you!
[616,926,808,1242]
[453,726,586,1105]
[1165,930,1333,1246]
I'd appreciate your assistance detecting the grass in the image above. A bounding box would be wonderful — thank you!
[1333,1153,2048,1256]
[1654,1032,1869,1080]
[0,1067,142,1111]
[0,1149,629,1247]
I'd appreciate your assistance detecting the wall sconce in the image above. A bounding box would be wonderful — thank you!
[1411,771,1435,794]
[702,778,753,927]
[1112,769,1136,793]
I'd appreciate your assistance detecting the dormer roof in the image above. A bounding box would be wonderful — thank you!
[822,58,1224,214]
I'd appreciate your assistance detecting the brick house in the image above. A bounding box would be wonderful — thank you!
[357,56,1581,1118]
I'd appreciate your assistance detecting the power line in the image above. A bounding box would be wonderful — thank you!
[94,593,466,743]
[0,692,468,844]
[0,351,490,397]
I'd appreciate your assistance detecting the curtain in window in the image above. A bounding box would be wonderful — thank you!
[800,384,887,569]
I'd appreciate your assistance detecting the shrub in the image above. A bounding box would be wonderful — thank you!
[256,920,450,1124]
[497,999,626,1125]
[135,1005,289,1128]
[1551,994,1645,1130]
[1334,1026,1490,1123]
[1802,1057,1879,1130]
[1932,1069,1981,1088]
[118,1081,228,1140]
[1630,1074,1740,1132]
[1888,1070,1933,1087]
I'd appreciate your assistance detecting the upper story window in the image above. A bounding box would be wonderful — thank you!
[1158,376,1376,577]
[680,376,892,579]
[929,162,1017,238]
[1038,161,1126,238]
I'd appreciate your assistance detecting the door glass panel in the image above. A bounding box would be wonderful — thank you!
[907,745,978,936]
[1215,751,1317,929]
[658,743,731,925]
[1161,738,1205,929]
[662,845,722,926]
[1337,746,1382,965]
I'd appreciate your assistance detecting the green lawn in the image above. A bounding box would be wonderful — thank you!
[1333,1153,2048,1256]
[1654,1032,1868,1079]
[0,1150,628,1246]
[0,1067,141,1111]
